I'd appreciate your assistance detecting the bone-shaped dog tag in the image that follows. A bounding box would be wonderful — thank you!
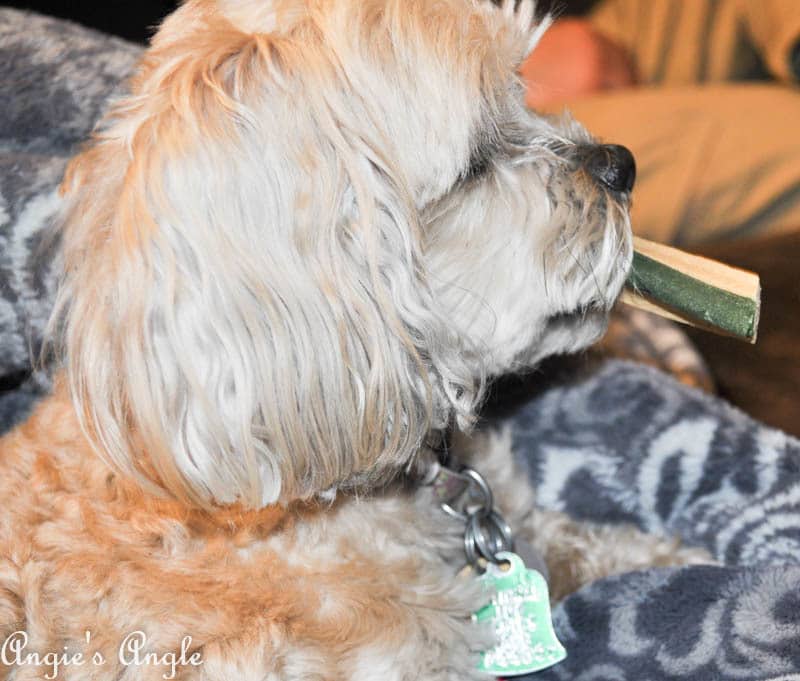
[473,552,566,676]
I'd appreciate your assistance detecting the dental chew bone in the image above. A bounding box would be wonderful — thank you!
[621,236,761,343]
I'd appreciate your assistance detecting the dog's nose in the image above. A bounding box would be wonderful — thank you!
[582,144,636,193]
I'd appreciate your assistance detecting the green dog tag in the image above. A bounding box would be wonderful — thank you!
[473,551,566,676]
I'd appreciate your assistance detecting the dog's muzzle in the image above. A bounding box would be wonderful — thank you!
[576,143,637,194]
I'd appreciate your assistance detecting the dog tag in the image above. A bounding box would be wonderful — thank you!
[473,552,566,677]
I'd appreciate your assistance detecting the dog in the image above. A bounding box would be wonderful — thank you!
[0,0,707,678]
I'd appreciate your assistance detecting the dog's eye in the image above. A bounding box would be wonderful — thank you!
[464,141,496,181]
[465,151,491,180]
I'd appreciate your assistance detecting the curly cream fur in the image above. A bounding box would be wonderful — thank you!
[0,0,705,678]
[52,0,630,509]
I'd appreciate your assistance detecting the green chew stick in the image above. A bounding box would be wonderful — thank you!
[621,236,761,344]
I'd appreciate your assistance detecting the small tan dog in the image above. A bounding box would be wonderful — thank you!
[0,1,706,678]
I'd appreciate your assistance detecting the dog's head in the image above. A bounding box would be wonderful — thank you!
[53,0,633,508]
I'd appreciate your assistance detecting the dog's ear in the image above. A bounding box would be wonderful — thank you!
[52,12,479,508]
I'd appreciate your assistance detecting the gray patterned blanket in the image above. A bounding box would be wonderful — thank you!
[1,8,798,680]
[505,362,800,680]
[0,8,140,426]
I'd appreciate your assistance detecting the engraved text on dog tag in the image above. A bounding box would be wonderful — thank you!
[473,552,566,676]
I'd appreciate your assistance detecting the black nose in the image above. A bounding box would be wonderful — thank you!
[582,143,636,193]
